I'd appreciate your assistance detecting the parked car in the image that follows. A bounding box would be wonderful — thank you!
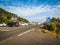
[7,22,19,27]
[0,22,7,27]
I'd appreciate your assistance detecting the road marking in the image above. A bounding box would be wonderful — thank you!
[0,30,31,44]
[0,30,10,31]
[18,30,31,36]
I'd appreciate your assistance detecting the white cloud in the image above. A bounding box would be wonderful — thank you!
[5,5,60,17]
[5,5,51,16]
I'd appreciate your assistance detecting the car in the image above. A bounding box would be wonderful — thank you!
[0,22,7,27]
[7,22,19,27]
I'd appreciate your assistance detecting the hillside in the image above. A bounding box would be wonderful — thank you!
[0,8,28,23]
[0,8,16,19]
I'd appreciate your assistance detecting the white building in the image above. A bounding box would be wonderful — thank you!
[11,16,17,22]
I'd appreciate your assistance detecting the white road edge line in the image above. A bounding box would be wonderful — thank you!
[0,30,31,44]
[18,30,31,36]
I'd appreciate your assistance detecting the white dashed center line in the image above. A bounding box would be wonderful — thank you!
[0,29,31,44]
[18,30,31,36]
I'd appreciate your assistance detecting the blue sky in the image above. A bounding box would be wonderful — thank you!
[0,0,60,23]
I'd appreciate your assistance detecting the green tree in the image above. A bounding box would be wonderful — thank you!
[17,17,28,23]
[0,16,4,22]
[56,18,60,22]
[51,17,56,22]
[49,23,56,31]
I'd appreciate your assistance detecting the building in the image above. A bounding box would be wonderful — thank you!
[11,15,17,22]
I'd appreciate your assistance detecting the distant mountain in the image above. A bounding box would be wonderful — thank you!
[0,8,28,23]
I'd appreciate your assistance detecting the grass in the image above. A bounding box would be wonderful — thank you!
[32,28,60,39]
[39,29,58,38]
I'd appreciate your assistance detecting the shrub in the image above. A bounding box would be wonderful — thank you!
[56,28,60,35]
[48,24,56,31]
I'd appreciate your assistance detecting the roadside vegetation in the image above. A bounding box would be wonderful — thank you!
[43,17,60,38]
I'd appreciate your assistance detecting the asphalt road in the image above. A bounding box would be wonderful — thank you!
[0,25,60,45]
[0,25,35,41]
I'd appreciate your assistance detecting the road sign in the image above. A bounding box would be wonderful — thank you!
[46,17,51,23]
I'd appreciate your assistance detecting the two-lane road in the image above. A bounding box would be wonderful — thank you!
[0,25,60,45]
[0,25,35,42]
